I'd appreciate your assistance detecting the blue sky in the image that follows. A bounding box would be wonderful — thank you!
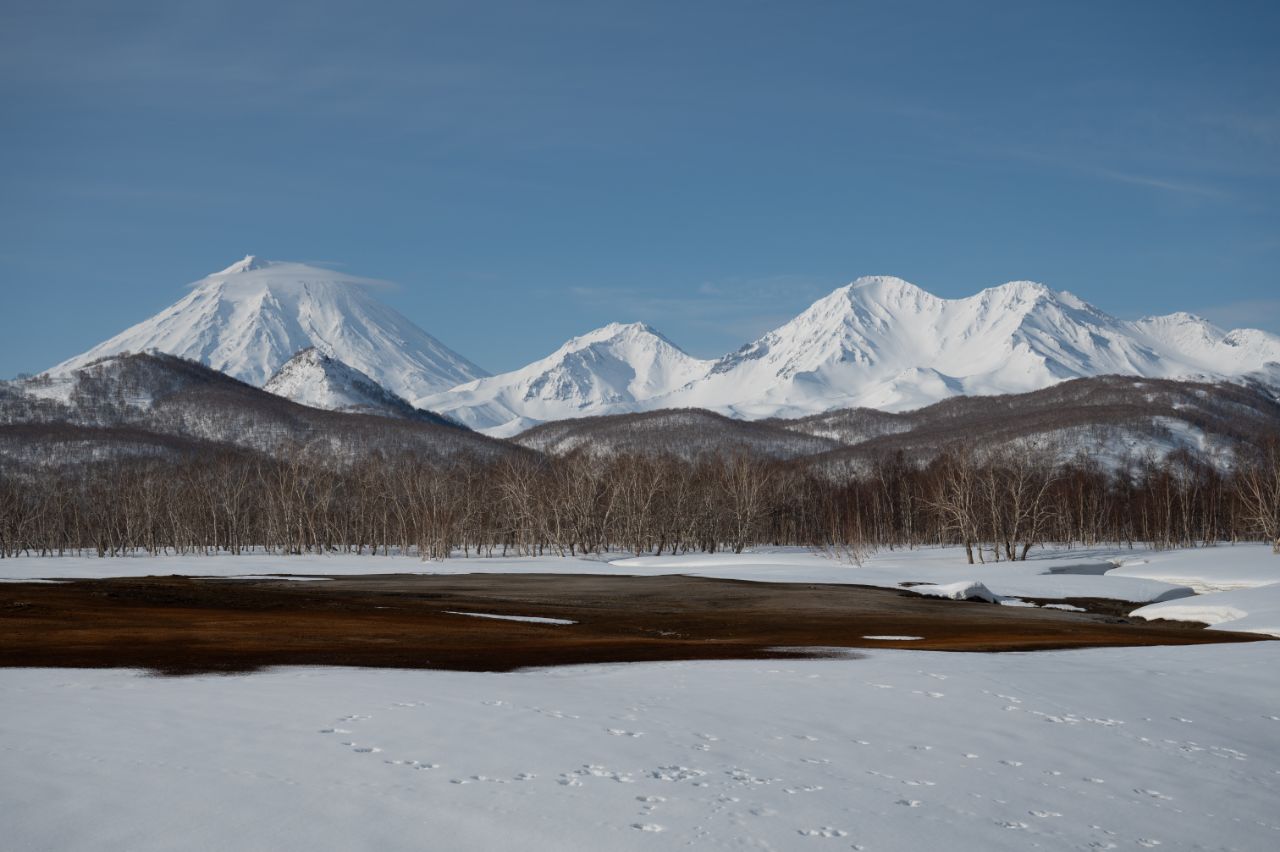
[2,0,1278,377]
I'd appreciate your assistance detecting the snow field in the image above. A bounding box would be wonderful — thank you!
[3,644,1278,851]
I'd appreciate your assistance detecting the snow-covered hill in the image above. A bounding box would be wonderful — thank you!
[263,348,450,422]
[417,322,712,435]
[49,256,488,402]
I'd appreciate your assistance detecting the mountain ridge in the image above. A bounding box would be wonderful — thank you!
[42,259,1280,435]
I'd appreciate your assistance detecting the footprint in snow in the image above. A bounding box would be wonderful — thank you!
[606,728,643,737]
[798,827,847,838]
[1134,789,1172,800]
[631,823,663,832]
[896,799,922,808]
[1000,759,1023,767]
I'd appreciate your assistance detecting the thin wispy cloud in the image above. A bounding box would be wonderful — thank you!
[996,145,1232,200]
[567,275,832,356]
[1197,297,1280,333]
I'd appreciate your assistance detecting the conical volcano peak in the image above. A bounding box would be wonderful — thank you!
[216,254,274,275]
[49,257,488,399]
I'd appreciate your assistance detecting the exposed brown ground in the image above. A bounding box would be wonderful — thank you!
[0,573,1263,675]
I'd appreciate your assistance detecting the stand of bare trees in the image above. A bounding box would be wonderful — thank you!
[2,439,1278,560]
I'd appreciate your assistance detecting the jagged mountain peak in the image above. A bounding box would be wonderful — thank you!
[263,347,451,423]
[559,321,675,351]
[216,254,275,275]
[417,321,712,435]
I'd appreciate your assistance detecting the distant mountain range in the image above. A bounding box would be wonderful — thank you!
[43,256,1280,437]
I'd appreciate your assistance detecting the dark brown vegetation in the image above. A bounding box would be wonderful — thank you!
[2,355,1278,561]
[0,574,1259,675]
[3,438,1279,561]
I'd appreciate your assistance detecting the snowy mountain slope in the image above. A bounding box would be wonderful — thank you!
[495,376,1280,469]
[263,348,452,423]
[513,408,844,460]
[783,375,1280,474]
[4,352,513,465]
[417,322,712,435]
[48,256,488,402]
[634,276,1280,419]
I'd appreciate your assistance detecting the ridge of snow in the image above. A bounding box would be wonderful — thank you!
[263,347,429,418]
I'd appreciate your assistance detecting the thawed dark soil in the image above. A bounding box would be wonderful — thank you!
[0,573,1262,675]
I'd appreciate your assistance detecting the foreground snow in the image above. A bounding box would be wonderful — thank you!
[0,543,1221,599]
[3,644,1278,851]
[1132,584,1280,637]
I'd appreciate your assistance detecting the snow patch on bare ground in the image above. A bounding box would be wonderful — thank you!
[443,611,577,625]
[3,644,1278,851]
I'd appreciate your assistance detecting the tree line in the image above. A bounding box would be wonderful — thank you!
[2,440,1278,560]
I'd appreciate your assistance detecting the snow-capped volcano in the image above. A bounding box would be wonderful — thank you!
[417,322,712,435]
[49,256,487,401]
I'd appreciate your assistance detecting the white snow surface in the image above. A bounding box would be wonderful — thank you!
[1131,583,1280,637]
[444,611,577,625]
[910,580,1001,603]
[4,644,1279,851]
[1108,547,1280,592]
[9,544,1274,605]
[47,256,487,401]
